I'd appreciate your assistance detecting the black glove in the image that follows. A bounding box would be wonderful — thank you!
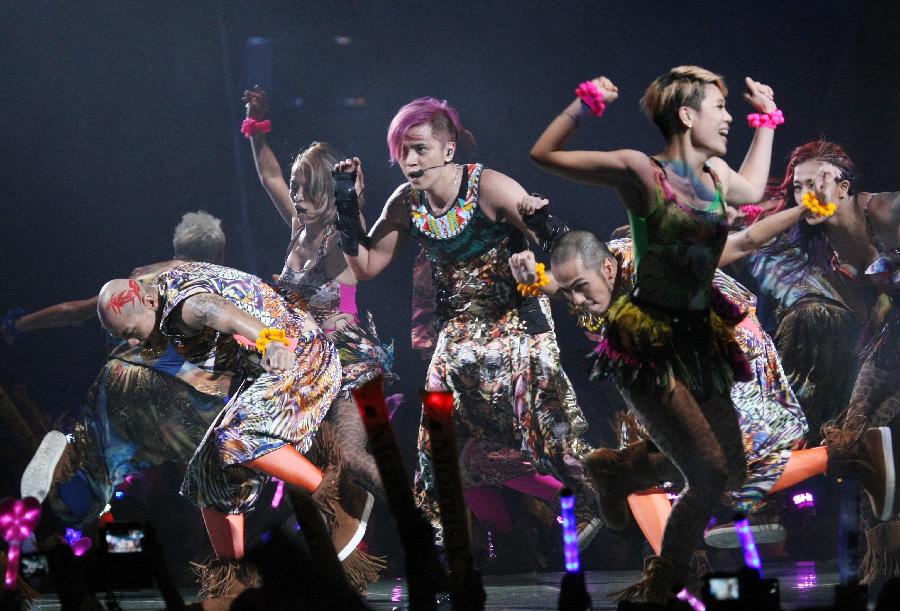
[523,205,569,253]
[332,171,368,256]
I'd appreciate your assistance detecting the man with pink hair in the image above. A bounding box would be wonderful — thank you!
[333,97,601,562]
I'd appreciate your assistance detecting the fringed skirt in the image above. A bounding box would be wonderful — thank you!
[591,287,753,403]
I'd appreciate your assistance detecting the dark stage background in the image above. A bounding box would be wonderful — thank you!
[1,0,898,528]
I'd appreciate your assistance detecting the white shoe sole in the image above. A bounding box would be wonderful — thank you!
[337,490,374,561]
[870,426,895,521]
[21,431,68,503]
[703,523,786,549]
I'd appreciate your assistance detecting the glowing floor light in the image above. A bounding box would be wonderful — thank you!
[734,514,763,577]
[560,489,580,573]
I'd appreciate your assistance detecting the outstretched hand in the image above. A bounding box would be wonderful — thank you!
[743,77,776,113]
[243,85,270,120]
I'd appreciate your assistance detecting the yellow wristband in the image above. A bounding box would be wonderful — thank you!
[801,192,837,218]
[255,328,289,353]
[517,262,550,297]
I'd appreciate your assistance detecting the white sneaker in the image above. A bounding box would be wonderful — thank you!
[21,431,68,502]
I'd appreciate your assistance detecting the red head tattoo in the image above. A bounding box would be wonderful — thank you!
[106,279,142,315]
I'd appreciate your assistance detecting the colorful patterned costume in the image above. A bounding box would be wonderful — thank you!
[587,239,808,512]
[162,263,340,514]
[278,229,395,396]
[278,229,395,490]
[593,160,752,399]
[406,163,595,543]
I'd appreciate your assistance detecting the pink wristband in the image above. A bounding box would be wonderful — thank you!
[746,109,784,129]
[574,81,606,117]
[241,117,272,138]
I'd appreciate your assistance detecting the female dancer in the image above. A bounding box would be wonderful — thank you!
[529,66,778,600]
[333,97,600,550]
[511,227,891,556]
[758,140,899,580]
[242,86,395,494]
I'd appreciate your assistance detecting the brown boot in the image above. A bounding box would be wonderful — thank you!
[614,555,685,603]
[826,426,896,521]
[191,558,259,611]
[584,440,660,530]
[860,519,900,585]
[311,462,374,561]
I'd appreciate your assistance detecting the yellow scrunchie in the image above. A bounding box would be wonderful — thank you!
[517,262,550,297]
[255,328,289,353]
[801,192,837,218]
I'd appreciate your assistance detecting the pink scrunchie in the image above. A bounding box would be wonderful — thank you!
[241,117,272,139]
[575,80,606,117]
[746,109,784,129]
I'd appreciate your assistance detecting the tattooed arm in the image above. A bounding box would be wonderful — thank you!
[177,293,296,372]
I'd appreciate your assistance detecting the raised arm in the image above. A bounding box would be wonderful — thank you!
[530,76,654,216]
[243,86,295,227]
[332,158,408,280]
[12,297,98,334]
[719,204,809,267]
[714,77,779,205]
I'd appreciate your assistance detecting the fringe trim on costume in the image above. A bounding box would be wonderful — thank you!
[341,547,388,593]
[190,558,259,600]
[589,291,750,399]
[860,522,900,585]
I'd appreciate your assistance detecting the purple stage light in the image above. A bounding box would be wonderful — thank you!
[560,489,579,573]
[792,491,814,508]
[676,587,706,610]
[735,515,763,577]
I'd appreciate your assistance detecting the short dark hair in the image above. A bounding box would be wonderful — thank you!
[550,230,612,270]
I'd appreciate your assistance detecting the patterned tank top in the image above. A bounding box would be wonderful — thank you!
[628,158,728,310]
[277,227,342,326]
[406,163,526,322]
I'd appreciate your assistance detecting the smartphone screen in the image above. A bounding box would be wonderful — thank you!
[708,576,740,600]
[21,553,49,577]
[105,527,144,554]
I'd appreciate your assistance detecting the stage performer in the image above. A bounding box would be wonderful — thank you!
[511,228,895,559]
[96,262,375,606]
[17,211,230,525]
[242,86,395,494]
[528,66,779,601]
[334,97,601,551]
[760,140,900,582]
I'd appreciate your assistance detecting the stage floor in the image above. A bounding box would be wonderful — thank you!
[29,560,865,609]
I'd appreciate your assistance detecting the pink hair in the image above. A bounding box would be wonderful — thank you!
[387,97,464,163]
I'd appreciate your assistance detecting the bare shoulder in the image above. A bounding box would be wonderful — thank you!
[382,182,412,225]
